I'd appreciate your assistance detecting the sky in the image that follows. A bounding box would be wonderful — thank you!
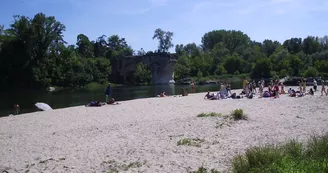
[1,0,328,52]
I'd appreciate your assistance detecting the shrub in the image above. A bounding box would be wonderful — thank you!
[197,112,222,117]
[232,133,328,173]
[189,166,220,173]
[231,109,248,120]
[177,138,204,147]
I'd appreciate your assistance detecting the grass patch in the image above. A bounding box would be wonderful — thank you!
[231,109,248,121]
[197,112,222,117]
[189,166,220,173]
[177,138,205,147]
[232,133,328,173]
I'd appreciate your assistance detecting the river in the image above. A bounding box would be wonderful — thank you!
[0,82,243,117]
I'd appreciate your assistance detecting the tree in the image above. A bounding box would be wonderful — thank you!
[251,58,273,78]
[76,34,93,57]
[152,28,174,52]
[134,63,152,84]
[304,67,319,77]
[223,54,245,74]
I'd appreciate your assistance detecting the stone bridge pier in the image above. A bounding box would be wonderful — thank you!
[111,53,178,84]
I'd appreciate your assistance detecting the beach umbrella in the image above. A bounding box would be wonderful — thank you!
[35,102,52,111]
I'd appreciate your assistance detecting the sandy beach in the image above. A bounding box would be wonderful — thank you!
[1,88,328,173]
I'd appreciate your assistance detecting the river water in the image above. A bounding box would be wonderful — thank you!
[0,82,243,117]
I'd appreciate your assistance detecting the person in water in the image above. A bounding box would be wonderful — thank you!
[105,83,111,102]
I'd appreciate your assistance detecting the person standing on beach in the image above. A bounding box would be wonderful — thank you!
[191,81,195,93]
[302,78,307,93]
[105,83,111,102]
[313,79,318,91]
[322,81,327,96]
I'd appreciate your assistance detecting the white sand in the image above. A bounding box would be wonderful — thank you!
[1,88,328,173]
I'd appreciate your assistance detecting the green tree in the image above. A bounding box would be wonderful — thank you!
[304,67,319,77]
[134,63,152,84]
[251,58,273,78]
[152,28,174,52]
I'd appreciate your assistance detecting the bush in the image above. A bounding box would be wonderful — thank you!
[232,133,328,173]
[231,109,248,120]
[189,167,220,173]
[177,138,204,147]
[197,112,222,117]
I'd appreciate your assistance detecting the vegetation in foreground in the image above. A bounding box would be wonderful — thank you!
[233,133,328,173]
[177,138,205,147]
[231,109,248,121]
[197,112,222,117]
[189,166,220,173]
[191,133,328,173]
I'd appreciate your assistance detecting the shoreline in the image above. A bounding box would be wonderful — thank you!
[1,87,328,172]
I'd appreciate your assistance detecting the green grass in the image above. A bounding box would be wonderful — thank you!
[177,138,204,147]
[232,133,328,173]
[197,112,222,117]
[189,166,220,173]
[231,109,248,121]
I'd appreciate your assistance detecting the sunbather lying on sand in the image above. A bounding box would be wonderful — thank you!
[107,98,120,105]
[86,101,106,107]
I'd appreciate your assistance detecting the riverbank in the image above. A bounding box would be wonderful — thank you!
[1,88,328,172]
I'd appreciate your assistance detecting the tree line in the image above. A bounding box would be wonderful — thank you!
[1,13,328,90]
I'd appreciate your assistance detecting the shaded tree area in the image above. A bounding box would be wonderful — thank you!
[1,13,328,90]
[174,29,328,82]
[0,13,133,89]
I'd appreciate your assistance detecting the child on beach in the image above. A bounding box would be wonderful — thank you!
[182,88,188,96]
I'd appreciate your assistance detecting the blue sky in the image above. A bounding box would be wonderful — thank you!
[1,0,328,52]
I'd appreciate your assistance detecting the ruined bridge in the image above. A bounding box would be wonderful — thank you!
[111,53,178,84]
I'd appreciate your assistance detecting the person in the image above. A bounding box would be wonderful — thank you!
[280,82,285,94]
[298,81,302,93]
[302,78,306,93]
[313,79,317,91]
[191,81,195,93]
[182,88,188,96]
[243,79,247,90]
[160,92,167,97]
[273,82,280,98]
[322,81,327,96]
[105,83,111,102]
[252,81,257,93]
[14,104,20,115]
[308,88,314,96]
[226,83,232,95]
[107,98,117,104]
[204,91,214,100]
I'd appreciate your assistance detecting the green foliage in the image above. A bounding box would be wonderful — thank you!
[304,67,319,77]
[231,109,248,120]
[251,58,273,78]
[197,112,222,117]
[153,28,174,53]
[189,167,220,173]
[133,63,152,84]
[2,12,328,89]
[177,138,204,147]
[232,133,328,173]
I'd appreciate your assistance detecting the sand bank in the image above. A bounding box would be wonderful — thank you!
[1,88,328,172]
